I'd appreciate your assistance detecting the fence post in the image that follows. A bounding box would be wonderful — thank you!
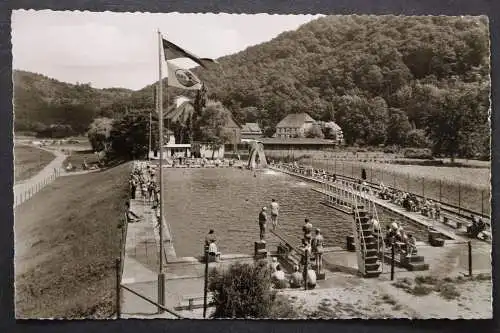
[370,167,373,183]
[422,177,425,197]
[390,243,395,281]
[468,241,472,277]
[203,246,209,318]
[481,190,484,216]
[116,258,121,319]
[407,173,410,192]
[458,183,461,215]
[351,163,354,178]
[393,172,396,188]
[334,159,337,174]
[439,180,442,203]
[304,250,309,291]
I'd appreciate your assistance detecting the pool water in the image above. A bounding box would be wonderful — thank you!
[162,168,427,257]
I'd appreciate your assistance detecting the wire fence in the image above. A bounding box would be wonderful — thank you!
[14,168,63,208]
[266,153,490,218]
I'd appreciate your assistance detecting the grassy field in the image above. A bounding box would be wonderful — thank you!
[14,145,55,183]
[15,162,130,318]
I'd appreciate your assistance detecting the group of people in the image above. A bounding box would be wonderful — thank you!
[126,162,160,224]
[384,219,417,255]
[468,214,487,237]
[378,185,441,220]
[270,259,317,290]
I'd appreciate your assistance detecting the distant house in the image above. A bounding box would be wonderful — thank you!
[241,122,263,140]
[149,129,191,159]
[275,113,316,138]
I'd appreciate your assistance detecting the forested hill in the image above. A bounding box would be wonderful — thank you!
[188,15,490,158]
[14,70,133,135]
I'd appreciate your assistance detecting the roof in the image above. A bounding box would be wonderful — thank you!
[165,101,194,122]
[324,121,342,131]
[241,122,262,134]
[259,137,336,145]
[276,113,316,128]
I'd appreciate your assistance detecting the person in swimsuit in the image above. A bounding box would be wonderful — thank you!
[270,199,280,230]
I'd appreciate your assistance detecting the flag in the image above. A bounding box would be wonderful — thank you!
[167,61,202,90]
[162,38,217,68]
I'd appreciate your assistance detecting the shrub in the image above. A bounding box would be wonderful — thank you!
[437,284,461,300]
[412,284,433,296]
[208,261,295,318]
[403,148,433,159]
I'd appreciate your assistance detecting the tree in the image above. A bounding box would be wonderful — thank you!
[208,261,295,318]
[109,109,158,160]
[87,117,113,152]
[194,101,231,159]
[405,129,431,148]
[306,124,325,138]
[386,108,412,145]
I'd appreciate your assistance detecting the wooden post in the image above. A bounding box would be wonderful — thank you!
[422,177,425,197]
[458,183,461,215]
[439,179,442,203]
[203,246,209,318]
[390,243,395,281]
[481,190,484,216]
[407,173,410,192]
[303,250,309,291]
[393,172,396,188]
[116,258,121,319]
[468,241,472,277]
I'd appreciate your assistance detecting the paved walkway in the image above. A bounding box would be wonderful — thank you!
[14,147,67,207]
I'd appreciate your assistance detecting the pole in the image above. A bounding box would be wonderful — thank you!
[422,177,425,197]
[390,243,395,281]
[303,250,309,291]
[481,190,484,216]
[116,258,121,319]
[157,29,166,311]
[458,183,461,215]
[468,241,472,277]
[439,179,442,203]
[149,109,152,161]
[203,246,209,318]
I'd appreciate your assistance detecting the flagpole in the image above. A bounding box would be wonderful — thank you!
[157,28,166,312]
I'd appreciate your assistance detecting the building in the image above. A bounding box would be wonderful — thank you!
[241,122,263,140]
[260,137,337,151]
[149,129,191,159]
[275,113,316,138]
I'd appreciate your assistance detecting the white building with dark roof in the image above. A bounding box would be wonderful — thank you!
[275,113,316,138]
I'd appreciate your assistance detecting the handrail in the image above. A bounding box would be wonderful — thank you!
[352,186,367,275]
[120,284,184,318]
[270,230,304,256]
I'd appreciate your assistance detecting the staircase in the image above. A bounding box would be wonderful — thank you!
[351,186,382,278]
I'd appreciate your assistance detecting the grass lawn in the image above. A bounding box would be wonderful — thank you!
[15,162,131,318]
[14,145,55,183]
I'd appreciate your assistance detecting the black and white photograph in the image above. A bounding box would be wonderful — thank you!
[12,10,491,319]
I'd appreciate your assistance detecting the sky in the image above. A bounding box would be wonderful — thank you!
[12,10,322,90]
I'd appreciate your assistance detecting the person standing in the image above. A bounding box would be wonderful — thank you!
[270,199,280,230]
[259,207,268,242]
[312,228,324,275]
